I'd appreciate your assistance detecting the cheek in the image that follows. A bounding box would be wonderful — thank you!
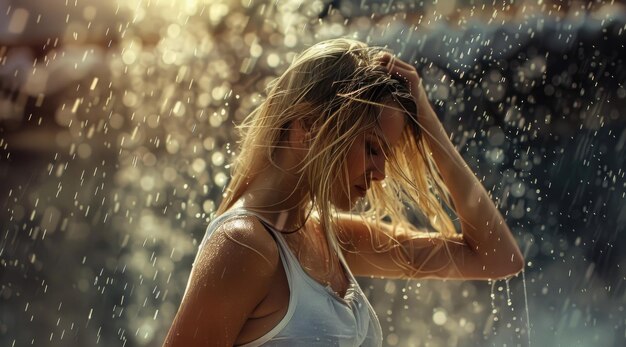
[345,147,367,181]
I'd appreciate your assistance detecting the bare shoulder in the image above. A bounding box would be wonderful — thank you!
[200,213,280,276]
[164,213,279,346]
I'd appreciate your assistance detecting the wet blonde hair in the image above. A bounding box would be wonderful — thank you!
[216,38,456,277]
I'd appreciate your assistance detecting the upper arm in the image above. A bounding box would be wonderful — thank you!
[336,213,523,280]
[164,217,279,346]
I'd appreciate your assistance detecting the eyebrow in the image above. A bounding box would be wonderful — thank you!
[365,132,392,154]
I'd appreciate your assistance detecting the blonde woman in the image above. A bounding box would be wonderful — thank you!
[164,38,524,346]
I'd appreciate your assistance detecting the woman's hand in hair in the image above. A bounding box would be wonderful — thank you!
[376,54,525,280]
[375,53,428,111]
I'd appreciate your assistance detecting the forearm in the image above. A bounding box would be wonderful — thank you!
[415,88,524,271]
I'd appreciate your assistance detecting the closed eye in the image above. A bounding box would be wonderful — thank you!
[366,142,380,156]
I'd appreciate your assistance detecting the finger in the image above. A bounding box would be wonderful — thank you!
[387,55,396,74]
[380,54,417,79]
[389,63,422,83]
[381,55,400,77]
[374,52,393,67]
[375,52,413,69]
[389,66,423,94]
[393,58,416,71]
[374,53,422,87]
[389,64,419,81]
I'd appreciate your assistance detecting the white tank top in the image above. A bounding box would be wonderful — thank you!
[196,207,383,347]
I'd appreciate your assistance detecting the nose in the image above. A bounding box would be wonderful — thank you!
[369,160,386,182]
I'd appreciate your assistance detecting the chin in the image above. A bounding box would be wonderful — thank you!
[331,200,350,212]
[330,193,360,212]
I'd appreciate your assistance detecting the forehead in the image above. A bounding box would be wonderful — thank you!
[370,103,406,146]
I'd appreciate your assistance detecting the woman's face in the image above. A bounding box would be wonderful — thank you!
[331,104,407,210]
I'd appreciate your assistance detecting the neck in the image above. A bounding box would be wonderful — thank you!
[235,148,311,232]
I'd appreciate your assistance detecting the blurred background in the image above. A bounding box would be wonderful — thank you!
[1,0,625,346]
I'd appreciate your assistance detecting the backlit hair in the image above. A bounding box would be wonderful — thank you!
[216,38,457,277]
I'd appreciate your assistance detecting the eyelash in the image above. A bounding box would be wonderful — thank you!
[366,142,380,156]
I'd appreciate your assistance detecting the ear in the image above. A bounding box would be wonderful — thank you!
[286,101,316,148]
[288,117,312,149]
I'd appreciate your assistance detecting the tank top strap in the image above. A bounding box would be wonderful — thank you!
[197,208,252,250]
[197,207,293,265]
[218,207,301,264]
[198,207,382,346]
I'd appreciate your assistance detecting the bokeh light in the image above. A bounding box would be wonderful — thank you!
[1,0,625,346]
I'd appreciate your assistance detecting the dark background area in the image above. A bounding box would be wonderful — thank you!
[1,0,625,346]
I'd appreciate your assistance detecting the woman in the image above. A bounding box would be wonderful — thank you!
[164,38,524,346]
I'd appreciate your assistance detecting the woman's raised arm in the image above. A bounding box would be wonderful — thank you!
[375,53,524,279]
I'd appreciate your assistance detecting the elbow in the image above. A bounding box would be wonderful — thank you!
[512,251,525,275]
[493,251,525,280]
